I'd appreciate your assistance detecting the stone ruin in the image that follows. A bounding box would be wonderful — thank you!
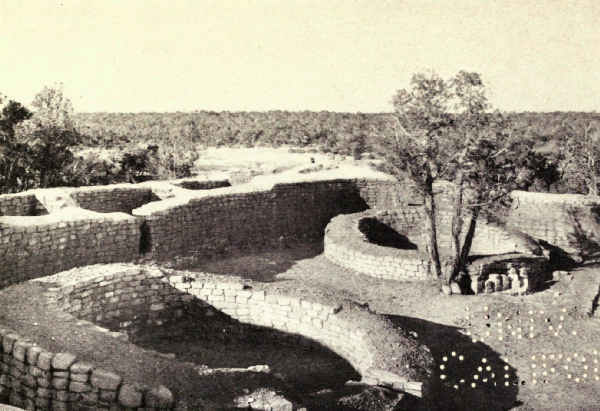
[0,172,598,409]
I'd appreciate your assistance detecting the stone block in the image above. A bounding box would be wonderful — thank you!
[26,345,42,365]
[70,381,92,393]
[91,369,122,390]
[51,377,69,390]
[118,383,143,408]
[2,333,19,354]
[70,360,94,375]
[37,351,54,371]
[12,341,32,362]
[471,279,483,294]
[52,352,77,370]
[145,384,174,408]
[99,388,117,402]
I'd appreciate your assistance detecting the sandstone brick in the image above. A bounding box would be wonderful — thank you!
[91,369,122,390]
[37,351,54,371]
[145,384,174,408]
[118,383,143,408]
[70,381,92,393]
[52,352,77,370]
[70,361,94,375]
[52,377,69,390]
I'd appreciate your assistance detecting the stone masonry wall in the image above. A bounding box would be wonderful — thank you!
[172,179,231,191]
[1,176,590,293]
[0,211,141,289]
[134,180,378,261]
[38,264,430,399]
[69,185,156,214]
[507,190,600,257]
[0,193,47,216]
[0,327,174,410]
[324,209,543,283]
[325,213,432,281]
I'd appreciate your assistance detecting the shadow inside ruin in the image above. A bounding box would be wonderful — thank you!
[386,315,520,411]
[359,217,419,250]
[88,280,376,409]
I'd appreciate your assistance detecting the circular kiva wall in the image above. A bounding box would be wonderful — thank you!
[324,210,548,292]
[19,264,433,407]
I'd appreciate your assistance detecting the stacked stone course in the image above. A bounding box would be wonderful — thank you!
[324,209,544,286]
[0,327,174,410]
[0,213,141,289]
[134,180,378,261]
[69,185,155,214]
[508,191,600,257]
[171,179,231,191]
[0,193,47,216]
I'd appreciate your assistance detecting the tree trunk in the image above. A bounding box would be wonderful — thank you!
[449,172,465,285]
[458,207,480,275]
[423,180,443,279]
[589,172,598,197]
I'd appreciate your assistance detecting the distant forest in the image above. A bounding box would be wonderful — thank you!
[74,111,600,155]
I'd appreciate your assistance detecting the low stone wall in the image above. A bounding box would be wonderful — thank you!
[133,179,378,261]
[0,192,47,216]
[0,210,141,289]
[325,212,433,281]
[36,264,433,401]
[69,185,156,214]
[324,210,544,287]
[171,178,231,191]
[507,191,600,258]
[0,327,174,410]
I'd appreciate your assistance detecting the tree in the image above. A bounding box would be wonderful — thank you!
[560,120,600,196]
[16,84,80,188]
[380,71,530,292]
[0,95,33,193]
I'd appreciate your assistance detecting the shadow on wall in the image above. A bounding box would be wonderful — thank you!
[387,315,520,411]
[358,217,418,250]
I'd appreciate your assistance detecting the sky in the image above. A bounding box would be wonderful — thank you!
[1,0,599,113]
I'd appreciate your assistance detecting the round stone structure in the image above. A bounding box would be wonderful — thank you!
[324,209,549,293]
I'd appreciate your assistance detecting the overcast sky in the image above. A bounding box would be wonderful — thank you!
[1,0,599,113]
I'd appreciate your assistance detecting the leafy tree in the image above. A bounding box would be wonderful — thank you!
[560,120,600,196]
[380,71,531,292]
[0,85,82,192]
[0,95,33,193]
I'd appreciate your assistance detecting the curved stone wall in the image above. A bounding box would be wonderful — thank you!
[36,264,433,400]
[324,210,546,287]
[325,212,433,281]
